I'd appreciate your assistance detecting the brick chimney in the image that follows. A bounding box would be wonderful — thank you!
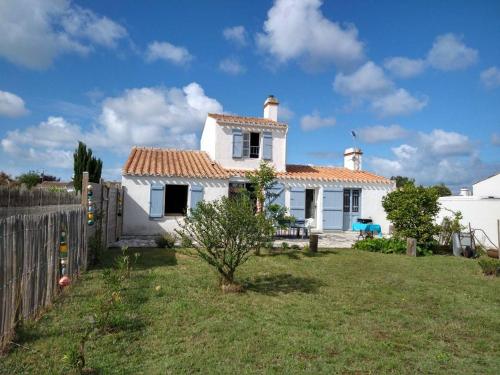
[263,95,279,121]
[344,148,363,171]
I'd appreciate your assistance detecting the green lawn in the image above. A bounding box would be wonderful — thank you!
[1,248,499,374]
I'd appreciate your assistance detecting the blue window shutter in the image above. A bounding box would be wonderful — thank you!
[149,184,164,218]
[289,187,306,220]
[323,189,343,230]
[263,132,272,160]
[190,185,204,210]
[232,129,243,158]
[267,183,285,207]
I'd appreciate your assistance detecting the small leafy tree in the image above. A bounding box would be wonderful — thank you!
[382,182,440,244]
[245,161,278,213]
[390,175,415,189]
[17,170,41,189]
[430,183,452,197]
[177,195,271,290]
[73,141,103,192]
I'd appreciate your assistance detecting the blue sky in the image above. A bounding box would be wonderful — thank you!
[0,0,499,191]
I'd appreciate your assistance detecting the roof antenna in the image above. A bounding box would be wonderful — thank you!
[351,130,358,151]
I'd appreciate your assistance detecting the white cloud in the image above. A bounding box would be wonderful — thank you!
[0,0,127,69]
[492,133,500,146]
[278,105,295,121]
[145,41,193,65]
[96,82,222,151]
[356,124,408,143]
[369,129,483,187]
[1,82,223,170]
[223,26,247,46]
[300,111,336,131]
[333,61,393,97]
[480,67,500,89]
[1,116,81,168]
[219,57,246,75]
[0,90,28,117]
[257,0,364,71]
[427,33,478,71]
[384,57,426,78]
[371,89,428,117]
[333,62,426,117]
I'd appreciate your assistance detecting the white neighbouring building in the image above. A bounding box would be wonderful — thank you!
[437,173,500,248]
[121,96,395,236]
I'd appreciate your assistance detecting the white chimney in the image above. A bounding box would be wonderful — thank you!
[459,188,471,196]
[344,148,363,171]
[263,95,279,121]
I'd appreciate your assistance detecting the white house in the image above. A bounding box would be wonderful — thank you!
[121,96,394,236]
[437,173,500,248]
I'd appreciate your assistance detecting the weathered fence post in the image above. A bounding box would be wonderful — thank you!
[309,234,319,253]
[407,237,417,256]
[81,172,89,207]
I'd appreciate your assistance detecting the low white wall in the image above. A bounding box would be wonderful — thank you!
[437,196,500,248]
[122,176,228,236]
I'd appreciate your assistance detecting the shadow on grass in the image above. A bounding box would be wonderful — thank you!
[243,273,325,295]
[93,248,177,270]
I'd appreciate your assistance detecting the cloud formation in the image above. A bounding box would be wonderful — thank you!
[369,129,488,188]
[257,0,364,71]
[0,90,28,117]
[0,0,127,69]
[145,41,193,65]
[480,67,500,89]
[384,57,426,78]
[300,111,336,131]
[384,33,478,79]
[223,26,248,46]
[333,61,427,117]
[219,57,246,75]
[356,124,408,143]
[1,82,223,169]
[427,33,478,71]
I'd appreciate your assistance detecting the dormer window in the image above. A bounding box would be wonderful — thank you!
[232,128,272,161]
[243,132,260,158]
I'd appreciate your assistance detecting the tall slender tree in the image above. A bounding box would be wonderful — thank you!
[73,141,103,192]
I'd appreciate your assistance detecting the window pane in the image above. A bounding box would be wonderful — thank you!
[352,190,359,212]
[343,190,350,212]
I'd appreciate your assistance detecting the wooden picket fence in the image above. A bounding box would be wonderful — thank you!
[0,207,87,351]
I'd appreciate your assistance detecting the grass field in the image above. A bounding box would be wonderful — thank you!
[1,247,499,374]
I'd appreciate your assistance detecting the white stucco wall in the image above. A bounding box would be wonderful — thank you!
[122,174,393,236]
[280,179,393,233]
[437,196,500,248]
[122,175,228,236]
[200,117,217,160]
[472,173,500,197]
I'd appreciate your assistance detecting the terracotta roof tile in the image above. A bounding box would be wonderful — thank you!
[123,148,391,184]
[208,113,288,128]
[226,165,391,184]
[123,147,229,179]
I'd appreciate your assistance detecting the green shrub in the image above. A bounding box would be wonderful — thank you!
[155,232,177,249]
[180,236,193,248]
[303,245,310,252]
[478,258,500,276]
[291,244,300,250]
[353,237,433,256]
[281,242,289,250]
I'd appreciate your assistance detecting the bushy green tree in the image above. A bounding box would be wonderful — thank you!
[17,170,41,189]
[390,175,415,188]
[73,141,103,192]
[382,182,440,244]
[430,183,452,197]
[177,195,272,290]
